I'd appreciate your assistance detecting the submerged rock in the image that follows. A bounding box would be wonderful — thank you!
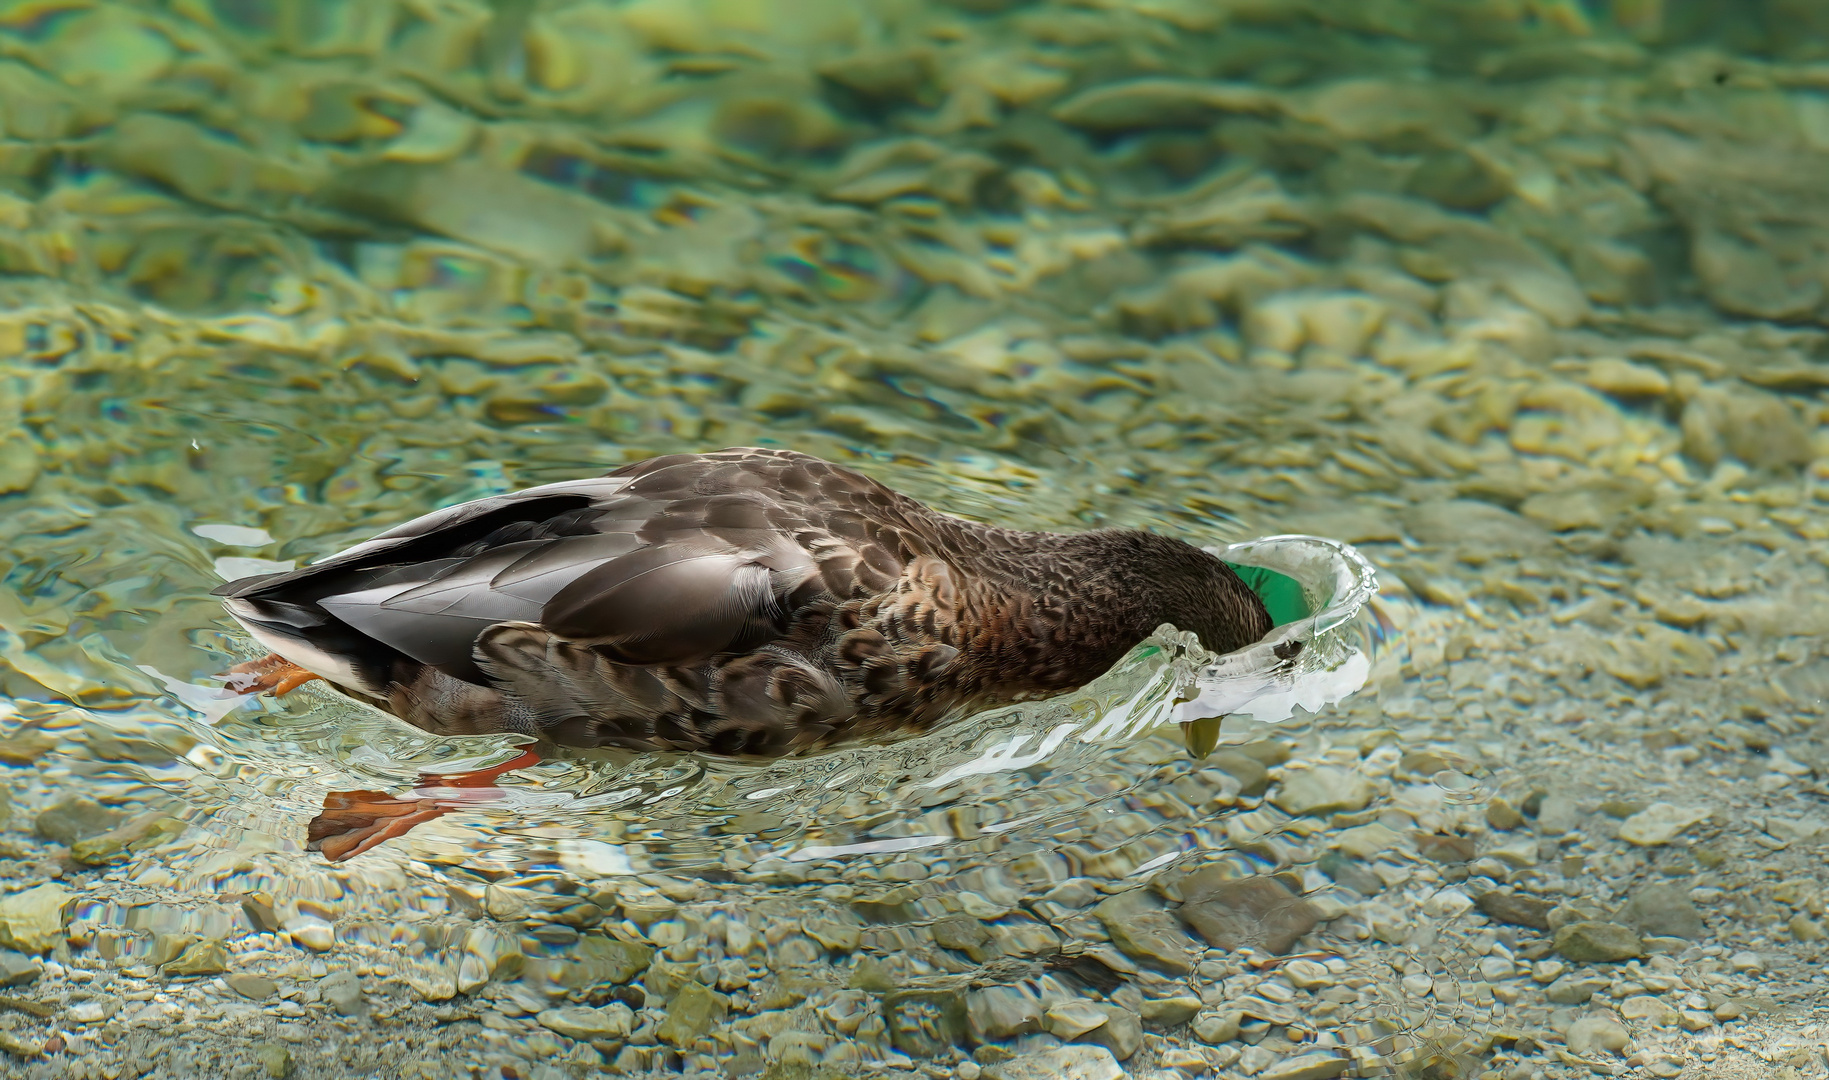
[33,796,123,846]
[537,1003,634,1041]
[0,885,68,955]
[657,982,728,1047]
[1271,766,1374,816]
[1093,892,1197,975]
[1172,870,1320,956]
[1554,921,1643,963]
[1617,884,1706,940]
[163,938,229,977]
[986,1044,1123,1080]
[1475,891,1554,931]
[884,987,967,1057]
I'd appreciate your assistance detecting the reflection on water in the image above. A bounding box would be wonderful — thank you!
[1,0,1827,1076]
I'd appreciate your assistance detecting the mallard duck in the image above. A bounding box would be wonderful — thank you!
[216,448,1288,758]
[216,447,1315,858]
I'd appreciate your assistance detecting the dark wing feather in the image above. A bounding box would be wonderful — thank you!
[213,451,920,686]
[542,544,775,664]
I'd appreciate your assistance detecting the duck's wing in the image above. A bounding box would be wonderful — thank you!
[213,448,925,685]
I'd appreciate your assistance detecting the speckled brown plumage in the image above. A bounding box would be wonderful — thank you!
[215,448,1272,756]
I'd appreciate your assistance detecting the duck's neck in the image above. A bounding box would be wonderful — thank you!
[1045,529,1274,658]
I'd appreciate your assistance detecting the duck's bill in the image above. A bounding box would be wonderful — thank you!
[1181,714,1223,759]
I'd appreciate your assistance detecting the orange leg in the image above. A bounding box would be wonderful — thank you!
[307,750,543,862]
[221,654,321,696]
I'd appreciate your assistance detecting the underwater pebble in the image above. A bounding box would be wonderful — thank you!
[986,1044,1123,1080]
[225,974,277,1000]
[1260,1052,1351,1080]
[1554,921,1643,963]
[284,917,336,952]
[1617,884,1706,940]
[0,884,69,955]
[1270,766,1374,816]
[1618,803,1713,845]
[252,1042,293,1079]
[319,969,363,1016]
[1620,995,1680,1026]
[537,1003,633,1040]
[1727,951,1765,973]
[1566,1015,1631,1055]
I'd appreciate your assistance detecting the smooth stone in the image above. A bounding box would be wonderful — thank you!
[1139,993,1202,1027]
[966,984,1047,1042]
[1616,884,1706,940]
[1566,1015,1630,1055]
[1093,893,1196,975]
[163,938,229,977]
[0,884,70,954]
[1618,803,1711,846]
[319,970,363,1016]
[1173,871,1320,956]
[1485,797,1527,831]
[884,987,967,1057]
[537,1003,633,1041]
[1270,766,1374,816]
[1191,1010,1242,1044]
[1544,973,1610,1005]
[1476,891,1553,931]
[253,1042,293,1079]
[1282,959,1334,990]
[528,923,579,946]
[576,935,650,986]
[1238,1044,1279,1075]
[1415,834,1478,864]
[657,982,728,1047]
[984,1044,1123,1080]
[932,915,992,958]
[1476,957,1515,981]
[1043,1000,1109,1040]
[1083,1005,1141,1060]
[68,997,121,1023]
[1316,852,1383,896]
[0,950,40,988]
[1208,751,1270,796]
[284,916,335,952]
[1619,995,1679,1026]
[1727,951,1765,973]
[1554,921,1643,963]
[225,974,278,1001]
[32,797,124,846]
[1261,1052,1351,1080]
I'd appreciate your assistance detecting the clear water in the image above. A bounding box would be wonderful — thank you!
[1,1,1827,1077]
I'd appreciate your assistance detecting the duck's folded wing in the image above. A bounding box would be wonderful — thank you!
[540,542,788,664]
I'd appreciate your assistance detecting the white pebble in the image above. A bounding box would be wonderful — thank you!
[1423,888,1473,918]
[283,916,335,952]
[1477,956,1515,981]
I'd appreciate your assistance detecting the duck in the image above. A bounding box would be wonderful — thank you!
[214,448,1294,857]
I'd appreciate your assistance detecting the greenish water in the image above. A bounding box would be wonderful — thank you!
[2,1,1829,1078]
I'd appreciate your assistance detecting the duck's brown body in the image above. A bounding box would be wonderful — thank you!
[216,448,1272,757]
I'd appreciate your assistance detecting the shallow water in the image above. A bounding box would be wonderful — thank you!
[3,0,1829,1077]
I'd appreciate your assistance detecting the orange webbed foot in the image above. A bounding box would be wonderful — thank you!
[307,750,543,861]
[308,790,452,862]
[221,654,321,696]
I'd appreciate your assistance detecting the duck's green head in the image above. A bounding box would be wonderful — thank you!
[1222,562,1309,627]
